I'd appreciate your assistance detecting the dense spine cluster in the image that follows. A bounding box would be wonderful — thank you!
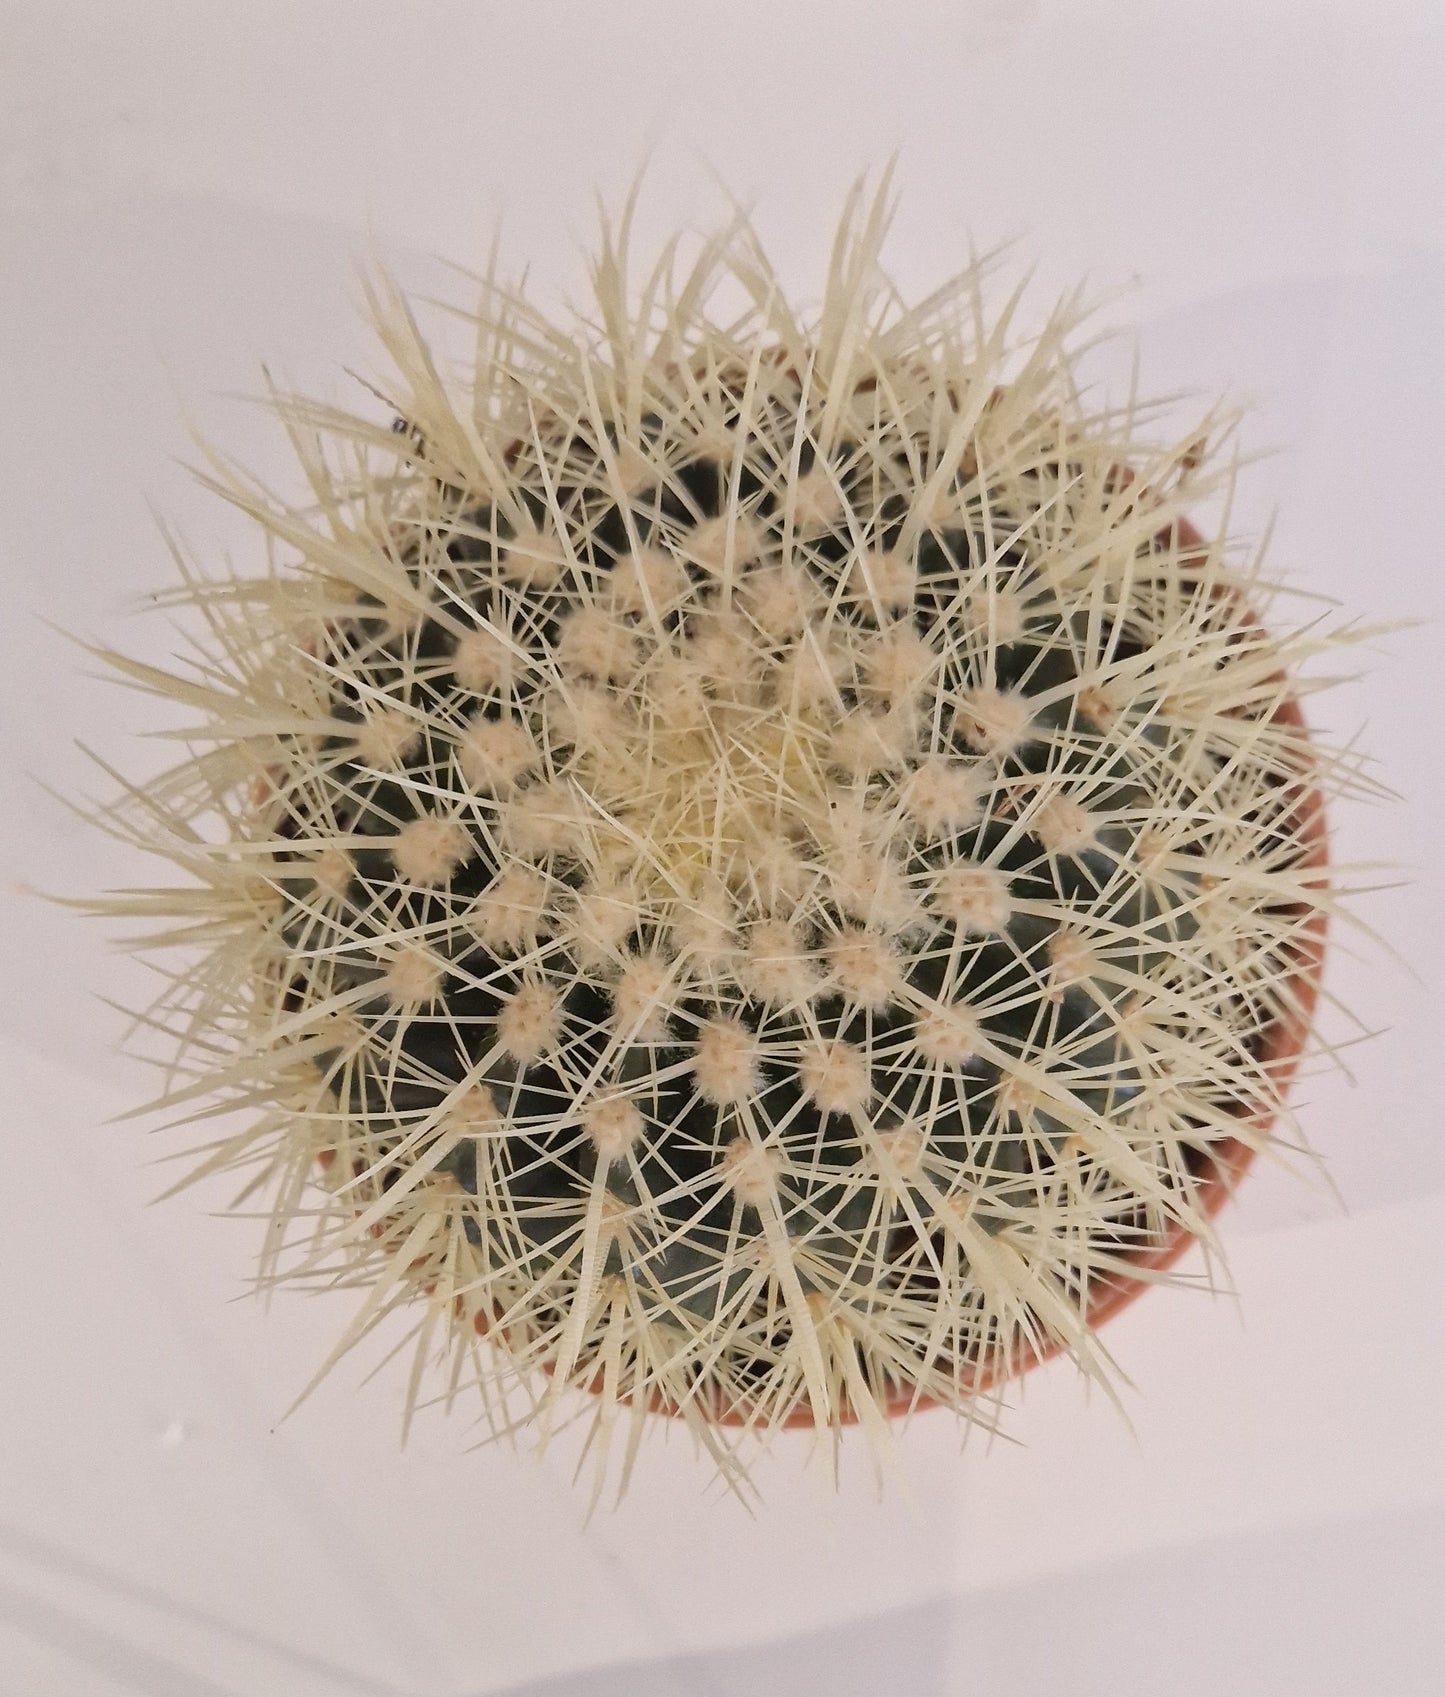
[94,187,1345,1495]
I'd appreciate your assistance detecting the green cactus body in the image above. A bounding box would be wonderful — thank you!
[94,189,1338,1492]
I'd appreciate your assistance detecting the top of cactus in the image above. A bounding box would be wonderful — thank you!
[84,177,1361,1505]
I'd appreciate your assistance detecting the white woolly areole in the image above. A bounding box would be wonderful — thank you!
[739,563,820,640]
[957,685,1034,756]
[685,513,765,575]
[571,878,640,966]
[721,1137,783,1207]
[497,982,562,1062]
[611,954,673,1044]
[669,882,737,970]
[1032,793,1097,856]
[773,636,848,709]
[799,1040,871,1117]
[499,515,565,588]
[695,1017,762,1105]
[611,545,688,614]
[866,631,935,703]
[847,547,917,614]
[558,607,636,681]
[826,927,900,1010]
[453,625,511,693]
[582,1094,645,1162]
[501,781,582,859]
[1047,930,1098,994]
[788,467,846,537]
[548,683,629,756]
[468,867,549,952]
[744,918,820,1003]
[828,711,911,777]
[456,714,538,793]
[383,947,444,1007]
[353,708,420,770]
[905,757,983,836]
[448,1083,502,1132]
[874,1126,927,1180]
[312,844,354,900]
[915,1005,982,1066]
[933,864,1013,933]
[390,815,471,885]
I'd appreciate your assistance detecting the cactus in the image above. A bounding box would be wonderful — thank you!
[89,182,1350,1498]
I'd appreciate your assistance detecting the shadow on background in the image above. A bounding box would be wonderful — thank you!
[0,1519,412,1697]
[494,1499,1445,1697]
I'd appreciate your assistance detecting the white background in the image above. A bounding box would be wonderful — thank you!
[2,3,1443,1693]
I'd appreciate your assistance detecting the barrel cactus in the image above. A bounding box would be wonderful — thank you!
[91,182,1344,1498]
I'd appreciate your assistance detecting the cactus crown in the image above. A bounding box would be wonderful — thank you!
[92,182,1348,1499]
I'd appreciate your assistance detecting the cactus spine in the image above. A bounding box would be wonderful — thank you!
[90,183,1348,1498]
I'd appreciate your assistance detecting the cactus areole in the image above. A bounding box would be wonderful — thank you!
[96,186,1340,1493]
